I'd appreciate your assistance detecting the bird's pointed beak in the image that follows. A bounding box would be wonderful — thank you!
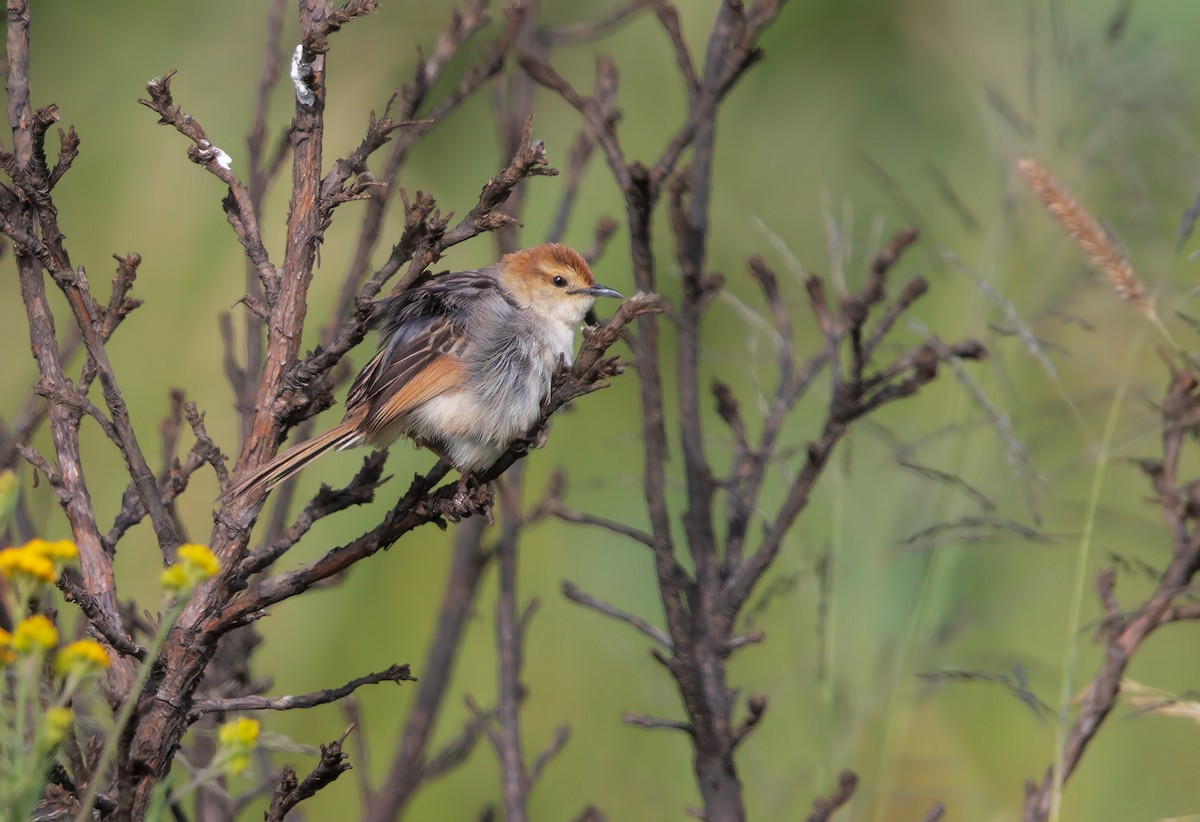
[574,283,623,299]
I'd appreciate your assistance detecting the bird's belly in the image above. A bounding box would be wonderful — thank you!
[400,382,544,471]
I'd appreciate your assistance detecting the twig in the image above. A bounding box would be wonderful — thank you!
[341,697,374,808]
[730,693,767,749]
[264,727,354,822]
[102,445,206,554]
[139,72,274,290]
[191,663,415,716]
[464,695,505,757]
[622,712,692,735]
[540,0,648,46]
[236,451,389,577]
[921,803,947,822]
[806,770,858,822]
[183,402,229,489]
[419,703,495,784]
[58,575,146,661]
[542,499,655,548]
[561,581,671,649]
[528,725,570,786]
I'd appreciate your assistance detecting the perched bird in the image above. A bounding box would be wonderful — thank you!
[225,243,621,500]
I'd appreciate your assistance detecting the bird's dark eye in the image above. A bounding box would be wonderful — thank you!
[551,275,568,288]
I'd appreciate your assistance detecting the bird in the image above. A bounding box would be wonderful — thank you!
[224,243,622,500]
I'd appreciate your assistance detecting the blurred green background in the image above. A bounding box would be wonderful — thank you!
[5,0,1200,819]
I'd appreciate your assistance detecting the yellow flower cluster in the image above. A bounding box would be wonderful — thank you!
[0,547,54,583]
[218,716,261,747]
[0,537,78,583]
[179,543,219,576]
[27,539,78,561]
[12,614,58,654]
[161,543,220,594]
[0,620,111,678]
[41,707,73,749]
[55,639,111,676]
[217,717,261,775]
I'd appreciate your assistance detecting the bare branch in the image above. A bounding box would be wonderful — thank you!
[236,451,389,577]
[562,580,671,649]
[264,728,354,822]
[139,72,274,288]
[191,663,415,716]
[806,770,858,822]
[622,712,692,735]
[540,0,648,46]
[528,725,570,786]
[183,401,229,488]
[58,574,146,661]
[921,802,947,822]
[419,702,494,784]
[649,1,700,96]
[542,498,655,548]
[730,693,767,749]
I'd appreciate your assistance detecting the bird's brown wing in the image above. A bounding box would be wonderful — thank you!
[345,316,468,439]
[345,269,511,439]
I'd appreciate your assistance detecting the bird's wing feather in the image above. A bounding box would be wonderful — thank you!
[345,271,510,437]
[357,347,466,437]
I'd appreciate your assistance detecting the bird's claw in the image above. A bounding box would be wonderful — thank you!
[452,472,495,523]
[513,422,550,454]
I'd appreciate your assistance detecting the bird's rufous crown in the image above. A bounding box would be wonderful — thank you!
[501,243,594,286]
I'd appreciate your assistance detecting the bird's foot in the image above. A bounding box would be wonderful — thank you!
[512,421,550,454]
[453,472,495,523]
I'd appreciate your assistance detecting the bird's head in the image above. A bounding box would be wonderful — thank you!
[497,243,622,326]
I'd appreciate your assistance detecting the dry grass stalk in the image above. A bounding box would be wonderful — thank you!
[1121,679,1200,725]
[1017,157,1153,318]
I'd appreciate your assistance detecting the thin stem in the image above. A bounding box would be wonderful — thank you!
[11,656,35,818]
[74,596,186,822]
[819,463,843,786]
[1048,329,1143,822]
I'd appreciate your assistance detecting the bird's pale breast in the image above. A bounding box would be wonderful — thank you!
[401,303,576,471]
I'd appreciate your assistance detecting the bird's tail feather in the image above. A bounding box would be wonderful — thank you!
[221,422,360,501]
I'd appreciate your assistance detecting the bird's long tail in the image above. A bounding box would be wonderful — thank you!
[221,422,360,501]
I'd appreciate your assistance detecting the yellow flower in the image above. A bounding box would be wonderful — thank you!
[28,539,78,561]
[159,564,188,591]
[178,544,219,577]
[41,707,73,748]
[0,546,56,583]
[217,717,260,776]
[12,614,58,653]
[0,628,13,665]
[161,544,220,594]
[218,716,260,748]
[55,639,110,677]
